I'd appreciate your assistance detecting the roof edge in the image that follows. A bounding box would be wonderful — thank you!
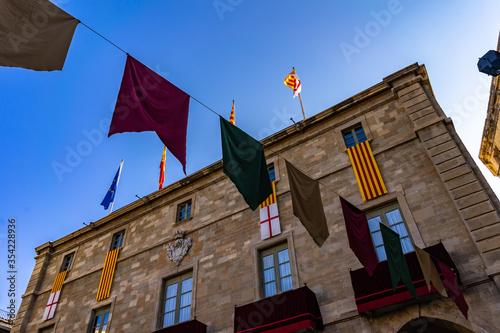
[36,62,426,253]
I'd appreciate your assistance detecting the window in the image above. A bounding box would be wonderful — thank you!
[268,164,276,183]
[366,203,414,261]
[162,271,193,327]
[91,306,110,333]
[60,252,75,272]
[110,231,125,250]
[39,326,54,333]
[261,243,292,297]
[177,200,192,222]
[343,124,367,148]
[494,146,500,166]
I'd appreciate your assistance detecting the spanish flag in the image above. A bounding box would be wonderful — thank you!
[229,100,235,125]
[347,141,387,201]
[284,69,302,98]
[159,146,166,190]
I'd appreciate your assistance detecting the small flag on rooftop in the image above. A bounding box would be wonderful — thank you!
[101,160,124,213]
[159,146,166,190]
[284,68,306,120]
[229,100,235,125]
[284,69,302,98]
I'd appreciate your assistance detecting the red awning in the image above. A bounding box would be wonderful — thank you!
[234,286,323,333]
[349,242,460,315]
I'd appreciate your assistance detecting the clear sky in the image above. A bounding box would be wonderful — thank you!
[1,0,499,312]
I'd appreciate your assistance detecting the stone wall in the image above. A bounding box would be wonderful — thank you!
[13,64,500,333]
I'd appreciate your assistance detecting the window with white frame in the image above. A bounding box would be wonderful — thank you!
[366,202,414,261]
[261,243,293,298]
[268,164,276,183]
[110,231,125,250]
[90,306,110,333]
[60,252,75,272]
[162,271,193,327]
[342,124,367,148]
[176,200,192,222]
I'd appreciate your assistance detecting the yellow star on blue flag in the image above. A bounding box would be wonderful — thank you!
[101,160,123,210]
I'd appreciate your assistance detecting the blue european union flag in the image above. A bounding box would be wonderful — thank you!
[101,161,123,210]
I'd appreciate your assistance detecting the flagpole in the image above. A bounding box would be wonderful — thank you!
[109,159,124,214]
[292,67,306,120]
[298,93,306,120]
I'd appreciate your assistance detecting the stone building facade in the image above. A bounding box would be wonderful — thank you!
[479,33,500,176]
[12,63,500,332]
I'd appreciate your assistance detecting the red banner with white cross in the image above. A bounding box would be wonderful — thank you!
[43,270,67,321]
[259,182,281,240]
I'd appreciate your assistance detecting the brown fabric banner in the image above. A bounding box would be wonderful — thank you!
[0,0,79,71]
[414,245,447,297]
[285,160,329,247]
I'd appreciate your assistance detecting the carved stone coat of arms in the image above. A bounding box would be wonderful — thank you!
[167,229,193,266]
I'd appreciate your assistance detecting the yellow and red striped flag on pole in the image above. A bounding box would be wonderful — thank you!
[96,248,120,301]
[43,270,67,320]
[284,69,302,98]
[347,141,387,201]
[159,146,166,190]
[229,100,235,125]
[259,182,281,240]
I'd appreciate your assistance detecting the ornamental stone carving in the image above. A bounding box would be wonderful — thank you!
[167,229,193,266]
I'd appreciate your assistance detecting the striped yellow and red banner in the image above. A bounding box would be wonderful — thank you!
[96,248,120,301]
[159,146,166,190]
[51,270,67,293]
[229,100,235,125]
[347,141,387,201]
[259,181,277,209]
[259,181,281,240]
[284,70,298,89]
[284,69,302,98]
[43,270,68,320]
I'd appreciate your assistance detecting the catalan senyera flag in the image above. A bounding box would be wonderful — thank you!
[42,270,67,321]
[229,100,235,125]
[347,141,387,201]
[159,146,166,190]
[259,182,281,240]
[96,248,120,301]
[284,69,302,98]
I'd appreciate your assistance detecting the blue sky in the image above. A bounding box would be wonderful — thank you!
[1,0,499,311]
